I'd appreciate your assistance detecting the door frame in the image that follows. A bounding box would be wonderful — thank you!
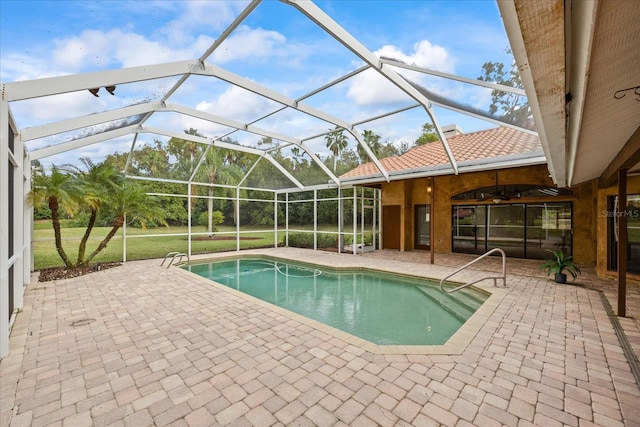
[382,205,401,250]
[414,204,430,250]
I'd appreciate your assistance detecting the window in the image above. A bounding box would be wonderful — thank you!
[452,202,572,259]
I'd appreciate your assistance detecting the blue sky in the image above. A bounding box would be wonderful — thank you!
[0,0,515,169]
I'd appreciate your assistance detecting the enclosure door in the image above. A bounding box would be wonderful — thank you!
[383,205,401,250]
[415,205,430,250]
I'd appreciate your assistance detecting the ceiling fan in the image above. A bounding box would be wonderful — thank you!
[477,170,521,203]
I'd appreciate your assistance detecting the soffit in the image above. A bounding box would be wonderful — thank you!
[571,0,640,184]
[505,0,640,187]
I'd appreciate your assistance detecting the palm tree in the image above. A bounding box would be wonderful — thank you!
[29,166,80,268]
[83,180,166,266]
[357,130,382,163]
[196,146,243,234]
[325,126,348,173]
[61,158,120,266]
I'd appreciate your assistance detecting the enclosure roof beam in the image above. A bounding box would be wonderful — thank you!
[195,63,355,130]
[217,64,369,142]
[141,126,264,156]
[163,103,340,186]
[133,0,262,130]
[297,64,371,102]
[30,125,138,160]
[283,0,458,174]
[3,60,196,101]
[199,0,262,63]
[193,63,375,184]
[21,102,157,141]
[351,103,422,127]
[165,103,302,145]
[380,58,527,96]
[349,129,390,182]
[247,154,304,190]
[429,100,538,136]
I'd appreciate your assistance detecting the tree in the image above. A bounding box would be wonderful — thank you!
[415,123,439,146]
[137,141,169,176]
[478,48,533,128]
[83,180,166,266]
[29,166,80,268]
[357,130,382,163]
[325,126,348,172]
[196,146,242,234]
[61,158,120,266]
[30,158,167,268]
[168,128,205,180]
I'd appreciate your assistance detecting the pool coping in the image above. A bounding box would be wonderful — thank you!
[175,253,508,355]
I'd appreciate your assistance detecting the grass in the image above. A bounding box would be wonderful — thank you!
[33,221,283,270]
[33,220,377,270]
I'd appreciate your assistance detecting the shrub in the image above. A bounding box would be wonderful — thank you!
[317,233,338,249]
[287,232,314,248]
[198,210,225,231]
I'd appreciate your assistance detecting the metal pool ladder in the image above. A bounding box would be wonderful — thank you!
[439,248,507,293]
[161,251,190,268]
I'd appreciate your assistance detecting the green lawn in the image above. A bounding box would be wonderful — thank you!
[32,220,376,270]
[33,221,283,270]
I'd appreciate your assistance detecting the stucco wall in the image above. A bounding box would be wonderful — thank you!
[378,165,640,281]
[380,165,590,258]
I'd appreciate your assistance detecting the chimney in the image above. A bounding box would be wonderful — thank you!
[442,124,463,137]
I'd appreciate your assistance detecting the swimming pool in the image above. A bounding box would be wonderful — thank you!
[184,257,488,345]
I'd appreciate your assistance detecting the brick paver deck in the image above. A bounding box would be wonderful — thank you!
[1,248,639,426]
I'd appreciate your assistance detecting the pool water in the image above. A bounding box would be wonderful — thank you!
[185,258,488,345]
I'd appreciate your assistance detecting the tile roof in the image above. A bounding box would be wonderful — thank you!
[341,126,542,179]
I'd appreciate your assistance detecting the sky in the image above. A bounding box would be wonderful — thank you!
[0,0,516,171]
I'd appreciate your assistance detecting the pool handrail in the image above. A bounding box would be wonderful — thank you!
[162,251,190,268]
[161,252,181,266]
[439,248,507,293]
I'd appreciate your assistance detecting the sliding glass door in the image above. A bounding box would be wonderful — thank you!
[452,202,572,260]
[452,206,486,255]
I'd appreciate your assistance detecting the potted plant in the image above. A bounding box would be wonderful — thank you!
[539,249,581,284]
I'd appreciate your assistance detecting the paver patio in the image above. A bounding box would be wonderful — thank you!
[1,248,639,426]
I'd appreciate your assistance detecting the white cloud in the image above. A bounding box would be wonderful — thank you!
[346,40,455,106]
[51,29,193,71]
[0,54,53,81]
[346,68,413,106]
[210,26,287,64]
[377,40,453,72]
[13,91,118,128]
[196,85,278,122]
[161,1,249,46]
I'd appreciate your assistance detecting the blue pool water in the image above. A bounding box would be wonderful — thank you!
[185,257,488,345]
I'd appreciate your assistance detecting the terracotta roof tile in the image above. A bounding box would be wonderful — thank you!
[341,126,541,179]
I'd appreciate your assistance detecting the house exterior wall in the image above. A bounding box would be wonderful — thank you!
[378,164,640,282]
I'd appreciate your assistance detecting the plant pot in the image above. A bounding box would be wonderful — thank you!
[555,273,567,284]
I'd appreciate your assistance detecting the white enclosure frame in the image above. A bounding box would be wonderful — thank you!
[0,0,536,358]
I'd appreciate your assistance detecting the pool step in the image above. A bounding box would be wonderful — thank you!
[415,285,484,322]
